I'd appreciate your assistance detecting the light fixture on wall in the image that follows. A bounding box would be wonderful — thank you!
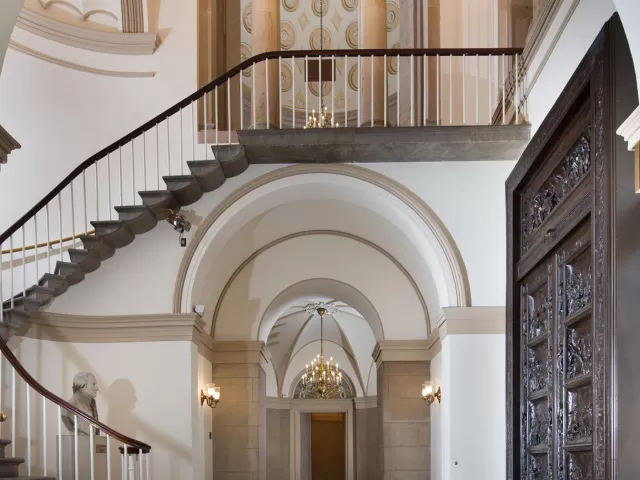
[200,383,220,408]
[298,303,344,398]
[166,209,191,247]
[422,381,441,406]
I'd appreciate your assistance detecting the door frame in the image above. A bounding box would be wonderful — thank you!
[289,398,354,480]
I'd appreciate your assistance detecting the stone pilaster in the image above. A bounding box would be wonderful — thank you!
[251,0,280,129]
[373,340,431,479]
[210,341,270,480]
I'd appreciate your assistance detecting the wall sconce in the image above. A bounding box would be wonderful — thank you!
[422,381,441,406]
[200,383,220,408]
[166,210,191,247]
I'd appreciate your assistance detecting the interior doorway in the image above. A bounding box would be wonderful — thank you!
[310,413,346,480]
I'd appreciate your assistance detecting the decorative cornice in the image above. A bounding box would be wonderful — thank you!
[0,125,21,165]
[16,8,160,55]
[372,339,432,367]
[209,340,272,372]
[266,397,292,409]
[353,396,377,409]
[435,306,505,336]
[616,105,640,150]
[21,312,204,343]
[8,40,156,77]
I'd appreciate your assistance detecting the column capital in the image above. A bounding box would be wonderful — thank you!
[210,340,272,372]
[617,105,640,150]
[435,306,505,338]
[372,340,432,368]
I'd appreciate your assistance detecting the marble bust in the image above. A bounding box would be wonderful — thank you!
[61,372,100,435]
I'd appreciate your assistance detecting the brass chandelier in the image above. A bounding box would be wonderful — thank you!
[299,303,344,398]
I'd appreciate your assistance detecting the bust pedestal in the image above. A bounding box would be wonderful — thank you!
[57,435,108,480]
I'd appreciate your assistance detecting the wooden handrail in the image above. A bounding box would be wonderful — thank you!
[0,47,523,245]
[0,337,151,453]
[1,230,95,255]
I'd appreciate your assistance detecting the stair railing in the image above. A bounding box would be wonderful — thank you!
[0,337,151,479]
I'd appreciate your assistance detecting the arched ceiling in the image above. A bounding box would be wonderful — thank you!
[177,166,471,339]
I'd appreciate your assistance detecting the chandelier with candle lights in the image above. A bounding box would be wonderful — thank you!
[298,303,344,399]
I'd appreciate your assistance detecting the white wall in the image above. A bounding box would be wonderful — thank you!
[2,338,200,479]
[0,0,22,76]
[0,0,198,230]
[526,0,616,136]
[441,334,505,480]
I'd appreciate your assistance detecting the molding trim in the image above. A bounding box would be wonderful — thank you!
[175,164,471,318]
[372,339,433,367]
[616,105,640,150]
[209,340,272,372]
[353,396,377,409]
[21,312,204,343]
[212,230,430,338]
[8,40,156,77]
[0,125,21,165]
[435,306,505,336]
[266,397,292,409]
[16,8,160,55]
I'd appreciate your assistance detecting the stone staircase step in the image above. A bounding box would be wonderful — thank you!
[79,235,115,260]
[114,205,157,235]
[67,249,101,274]
[0,457,23,477]
[187,160,226,192]
[90,221,134,249]
[138,190,179,219]
[162,175,203,206]
[38,273,68,296]
[210,144,249,177]
[24,285,55,302]
[54,261,85,286]
[2,296,44,313]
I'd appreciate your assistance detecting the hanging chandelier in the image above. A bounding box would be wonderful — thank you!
[304,0,338,129]
[299,303,344,398]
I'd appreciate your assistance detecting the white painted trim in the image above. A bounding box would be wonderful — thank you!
[372,339,432,367]
[208,340,272,373]
[0,125,21,164]
[290,399,354,480]
[8,40,157,77]
[16,8,160,55]
[435,306,505,336]
[617,105,640,150]
[21,312,204,342]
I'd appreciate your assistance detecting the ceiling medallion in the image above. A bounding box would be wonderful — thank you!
[311,0,329,17]
[242,4,252,34]
[386,2,399,32]
[280,21,296,50]
[342,0,357,12]
[298,306,344,399]
[345,21,358,49]
[282,0,299,12]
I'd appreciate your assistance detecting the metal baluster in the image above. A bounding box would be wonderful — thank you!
[26,384,31,475]
[475,54,479,125]
[384,54,387,127]
[205,92,209,160]
[266,59,270,130]
[227,79,232,143]
[305,56,309,124]
[155,123,160,189]
[143,131,147,191]
[252,64,256,129]
[396,55,400,127]
[502,54,505,124]
[370,55,374,127]
[90,425,95,480]
[9,235,13,308]
[410,54,415,127]
[46,204,51,273]
[488,55,492,124]
[95,161,100,221]
[11,369,15,456]
[166,118,171,175]
[74,416,79,480]
[331,55,335,125]
[145,453,149,480]
[449,54,452,125]
[239,72,244,130]
[357,56,360,126]
[138,452,143,480]
[179,109,184,174]
[279,57,282,129]
[21,226,25,297]
[131,141,135,205]
[71,182,76,248]
[344,55,348,127]
[57,406,62,480]
[42,396,47,475]
[192,101,196,161]
[83,169,88,231]
[292,58,295,128]
[107,435,112,480]
[437,54,440,126]
[118,147,123,208]
[124,445,128,480]
[462,54,466,125]
[215,86,219,144]
[515,53,519,124]
[34,212,38,280]
[58,194,63,264]
[107,153,112,220]
[423,54,427,126]
[0,243,3,324]
[318,55,322,119]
